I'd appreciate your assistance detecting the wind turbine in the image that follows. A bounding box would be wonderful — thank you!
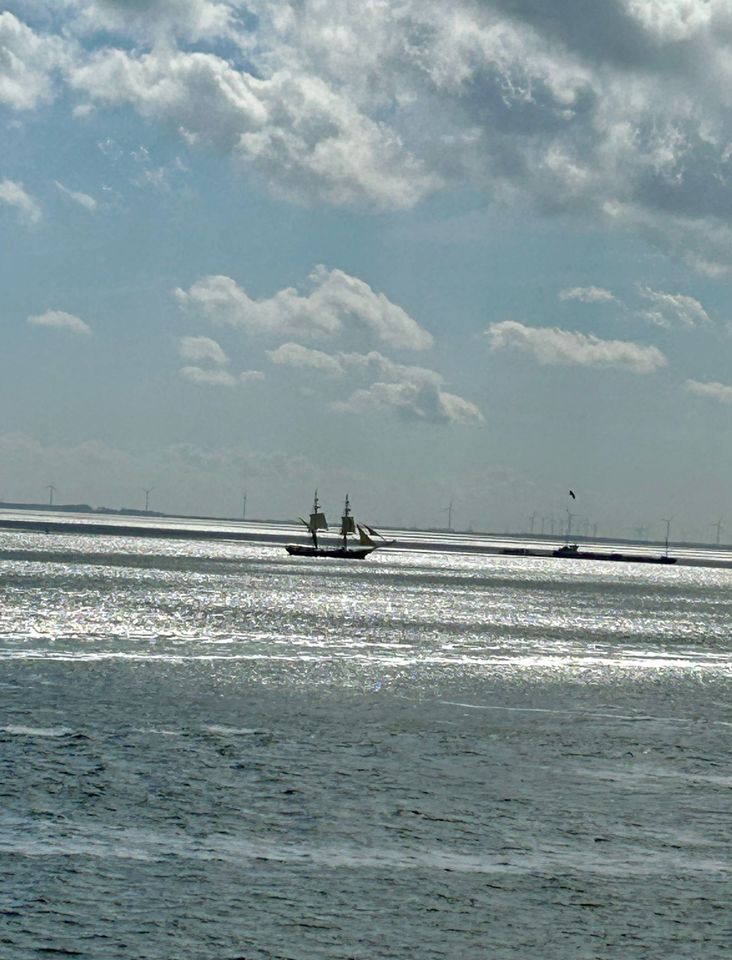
[442,500,454,531]
[711,519,723,546]
[46,483,56,506]
[143,488,154,512]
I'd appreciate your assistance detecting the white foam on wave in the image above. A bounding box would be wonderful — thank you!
[203,724,259,736]
[132,727,182,737]
[436,700,732,727]
[0,821,728,879]
[1,725,72,737]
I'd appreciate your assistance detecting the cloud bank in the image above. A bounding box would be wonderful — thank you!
[487,320,666,373]
[8,3,732,267]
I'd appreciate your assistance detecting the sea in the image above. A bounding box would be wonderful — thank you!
[1,521,730,959]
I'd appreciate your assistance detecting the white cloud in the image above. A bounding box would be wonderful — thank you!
[267,342,345,377]
[70,0,234,43]
[559,286,617,304]
[239,370,265,383]
[684,378,732,403]
[0,12,69,110]
[487,320,667,373]
[266,341,482,425]
[54,180,97,210]
[637,286,711,328]
[175,266,433,350]
[334,381,484,426]
[11,2,732,267]
[621,1,712,42]
[27,309,91,335]
[69,45,436,209]
[179,335,228,365]
[0,179,42,224]
[179,365,236,386]
[72,102,94,118]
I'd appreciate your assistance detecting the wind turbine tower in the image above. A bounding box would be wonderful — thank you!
[711,519,723,546]
[144,488,154,512]
[46,483,56,507]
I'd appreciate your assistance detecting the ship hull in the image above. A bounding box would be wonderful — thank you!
[285,544,375,559]
[500,546,677,564]
[552,547,677,564]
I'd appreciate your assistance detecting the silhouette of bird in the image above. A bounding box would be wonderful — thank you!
[569,490,576,499]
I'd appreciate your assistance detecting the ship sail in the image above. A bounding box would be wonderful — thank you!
[357,523,376,546]
[340,515,356,535]
[309,512,328,532]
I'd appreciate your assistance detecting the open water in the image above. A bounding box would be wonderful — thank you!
[1,529,730,959]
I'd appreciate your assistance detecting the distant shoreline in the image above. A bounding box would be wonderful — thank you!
[1,507,732,569]
[0,515,286,546]
[0,500,728,553]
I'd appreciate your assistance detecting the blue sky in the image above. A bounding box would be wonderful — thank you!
[2,0,732,540]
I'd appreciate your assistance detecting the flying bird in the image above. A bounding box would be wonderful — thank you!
[569,490,576,499]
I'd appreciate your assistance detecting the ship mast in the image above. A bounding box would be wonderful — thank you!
[341,494,352,550]
[309,489,328,549]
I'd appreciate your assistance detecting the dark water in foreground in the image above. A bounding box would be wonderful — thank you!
[1,531,730,958]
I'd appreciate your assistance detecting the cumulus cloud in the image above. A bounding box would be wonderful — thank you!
[179,335,228,365]
[27,309,91,335]
[69,45,435,209]
[559,286,617,303]
[179,365,237,386]
[239,370,265,383]
[70,0,234,43]
[0,179,42,224]
[54,180,97,210]
[333,381,483,426]
[12,2,732,267]
[637,286,711,328]
[621,0,712,42]
[175,266,433,350]
[268,342,345,377]
[487,320,666,373]
[0,12,69,110]
[684,378,732,403]
[268,341,483,425]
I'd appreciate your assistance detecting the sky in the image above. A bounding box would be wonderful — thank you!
[2,0,732,541]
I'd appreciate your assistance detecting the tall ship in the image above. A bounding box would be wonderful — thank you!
[285,492,393,558]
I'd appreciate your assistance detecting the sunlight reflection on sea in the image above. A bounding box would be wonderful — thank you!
[1,530,730,959]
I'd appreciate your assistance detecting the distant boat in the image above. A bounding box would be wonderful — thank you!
[552,543,677,564]
[285,492,394,558]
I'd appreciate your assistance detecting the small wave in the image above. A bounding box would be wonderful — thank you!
[131,728,182,737]
[203,724,260,736]
[1,825,727,879]
[1,725,72,738]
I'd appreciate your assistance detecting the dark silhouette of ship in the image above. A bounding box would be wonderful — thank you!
[285,492,394,558]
